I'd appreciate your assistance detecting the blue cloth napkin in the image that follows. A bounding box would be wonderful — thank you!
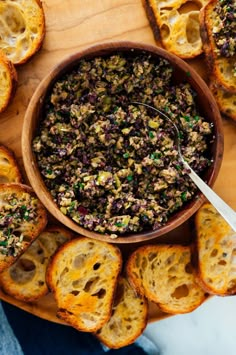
[1,301,158,355]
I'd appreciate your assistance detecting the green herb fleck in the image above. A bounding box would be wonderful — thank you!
[115,222,125,227]
[186,71,191,77]
[127,175,133,182]
[176,164,181,171]
[123,152,129,159]
[181,192,187,201]
[150,152,161,160]
[149,131,154,139]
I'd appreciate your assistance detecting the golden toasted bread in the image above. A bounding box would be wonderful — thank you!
[39,226,73,257]
[209,80,236,121]
[0,183,47,272]
[0,0,45,65]
[0,145,22,184]
[47,237,122,332]
[95,276,148,349]
[200,0,236,93]
[126,244,207,314]
[0,239,49,301]
[0,225,73,301]
[194,203,236,295]
[142,0,208,59]
[0,52,17,113]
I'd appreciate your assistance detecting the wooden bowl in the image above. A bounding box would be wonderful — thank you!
[22,42,223,244]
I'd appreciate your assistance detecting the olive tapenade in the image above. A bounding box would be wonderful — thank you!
[0,193,39,256]
[212,0,236,75]
[33,53,213,237]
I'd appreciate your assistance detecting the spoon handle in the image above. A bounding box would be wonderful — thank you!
[186,164,236,231]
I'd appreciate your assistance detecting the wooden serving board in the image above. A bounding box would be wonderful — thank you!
[1,0,236,325]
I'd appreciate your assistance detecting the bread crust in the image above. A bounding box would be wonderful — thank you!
[47,237,122,332]
[0,0,45,65]
[141,0,161,44]
[200,0,236,93]
[127,244,207,314]
[0,144,22,183]
[0,52,17,113]
[95,276,148,349]
[195,203,236,295]
[0,183,48,272]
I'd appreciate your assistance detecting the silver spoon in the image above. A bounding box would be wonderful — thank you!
[131,101,236,231]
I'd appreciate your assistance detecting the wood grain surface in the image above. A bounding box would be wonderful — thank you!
[1,0,236,325]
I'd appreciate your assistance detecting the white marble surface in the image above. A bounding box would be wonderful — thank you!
[144,296,236,355]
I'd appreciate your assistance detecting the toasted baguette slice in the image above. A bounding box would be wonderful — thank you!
[0,183,47,272]
[0,239,49,301]
[0,0,45,65]
[142,0,207,59]
[0,145,22,184]
[0,52,17,113]
[200,0,236,93]
[126,244,207,314]
[0,225,72,301]
[39,226,73,257]
[209,80,236,121]
[195,203,236,295]
[95,276,148,349]
[47,238,122,332]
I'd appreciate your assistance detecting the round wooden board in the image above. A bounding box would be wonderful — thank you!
[0,0,236,325]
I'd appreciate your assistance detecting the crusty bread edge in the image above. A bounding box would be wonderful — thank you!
[0,51,18,113]
[141,0,161,44]
[0,144,23,183]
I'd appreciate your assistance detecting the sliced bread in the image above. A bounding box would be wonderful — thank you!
[39,225,73,257]
[0,183,47,272]
[126,244,207,314]
[0,145,22,183]
[209,80,236,121]
[0,225,72,301]
[0,0,45,65]
[0,239,49,301]
[46,237,122,332]
[194,203,236,295]
[142,0,208,59]
[200,0,236,93]
[0,52,17,113]
[95,276,148,349]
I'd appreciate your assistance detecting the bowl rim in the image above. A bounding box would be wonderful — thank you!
[22,41,224,244]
